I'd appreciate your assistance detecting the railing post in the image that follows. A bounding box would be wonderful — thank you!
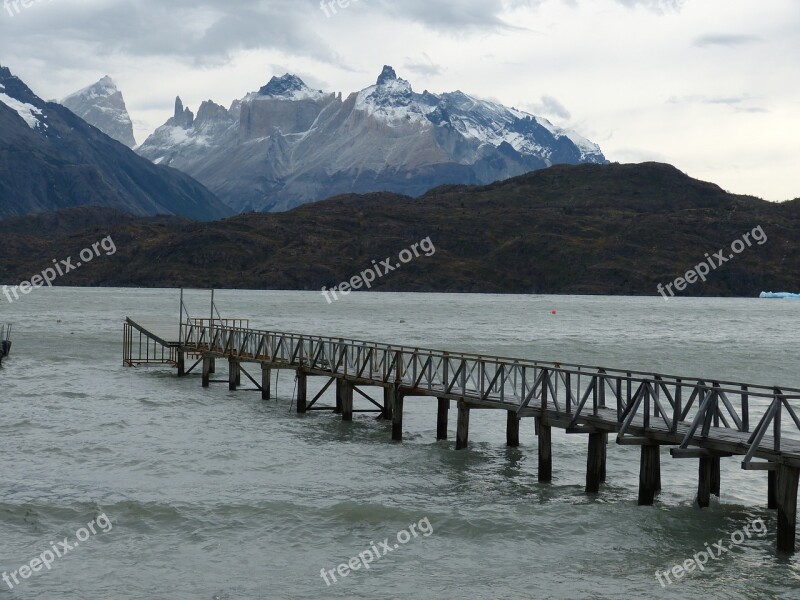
[741,385,749,433]
[774,388,782,452]
[673,379,682,433]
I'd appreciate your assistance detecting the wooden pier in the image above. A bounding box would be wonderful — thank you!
[0,323,11,366]
[123,294,800,553]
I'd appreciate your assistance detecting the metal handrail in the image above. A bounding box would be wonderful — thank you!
[178,322,800,463]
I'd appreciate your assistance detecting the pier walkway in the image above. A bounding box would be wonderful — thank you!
[123,294,800,553]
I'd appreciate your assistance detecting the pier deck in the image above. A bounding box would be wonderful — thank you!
[123,297,800,554]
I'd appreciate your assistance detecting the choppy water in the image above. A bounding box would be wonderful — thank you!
[1,288,799,599]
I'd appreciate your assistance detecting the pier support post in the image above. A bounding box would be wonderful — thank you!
[296,371,307,414]
[341,381,354,422]
[506,411,520,448]
[776,465,800,553]
[638,445,660,506]
[209,358,215,373]
[711,456,721,497]
[698,457,716,507]
[261,365,271,401]
[177,351,185,377]
[456,402,470,450]
[586,432,607,493]
[335,379,344,414]
[769,470,778,509]
[391,388,403,441]
[202,356,211,388]
[437,398,449,440]
[381,387,393,420]
[228,358,239,391]
[538,419,552,482]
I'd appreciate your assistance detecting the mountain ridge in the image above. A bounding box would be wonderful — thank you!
[0,65,232,221]
[136,65,607,213]
[1,162,796,297]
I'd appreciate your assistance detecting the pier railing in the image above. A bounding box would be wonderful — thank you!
[180,321,800,466]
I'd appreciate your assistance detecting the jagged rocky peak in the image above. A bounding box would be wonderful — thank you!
[374,65,412,93]
[355,65,427,123]
[172,96,194,129]
[60,75,136,147]
[256,73,324,100]
[376,65,397,86]
[195,100,230,126]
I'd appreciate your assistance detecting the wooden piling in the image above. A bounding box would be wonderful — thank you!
[654,448,662,494]
[261,365,271,401]
[776,465,799,553]
[437,398,449,440]
[586,432,606,493]
[456,402,470,450]
[600,432,608,483]
[335,379,343,414]
[381,387,393,420]
[698,456,712,507]
[506,411,520,447]
[202,355,211,387]
[769,470,778,509]
[228,358,238,391]
[209,357,215,373]
[638,445,660,505]
[711,456,721,497]
[177,351,185,377]
[391,389,403,441]
[296,370,307,413]
[341,381,353,422]
[538,418,552,482]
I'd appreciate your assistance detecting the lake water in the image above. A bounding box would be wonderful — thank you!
[1,288,799,599]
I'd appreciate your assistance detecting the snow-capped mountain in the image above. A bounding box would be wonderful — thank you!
[137,66,606,212]
[61,76,137,147]
[0,65,230,220]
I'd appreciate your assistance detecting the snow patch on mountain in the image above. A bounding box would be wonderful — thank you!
[246,73,326,102]
[355,66,437,127]
[0,85,46,130]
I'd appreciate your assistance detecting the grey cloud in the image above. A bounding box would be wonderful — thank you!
[403,53,443,77]
[694,34,763,47]
[531,95,571,119]
[667,94,768,113]
[611,0,685,12]
[0,0,338,65]
[376,0,682,33]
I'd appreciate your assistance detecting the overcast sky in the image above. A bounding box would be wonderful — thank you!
[1,0,798,201]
